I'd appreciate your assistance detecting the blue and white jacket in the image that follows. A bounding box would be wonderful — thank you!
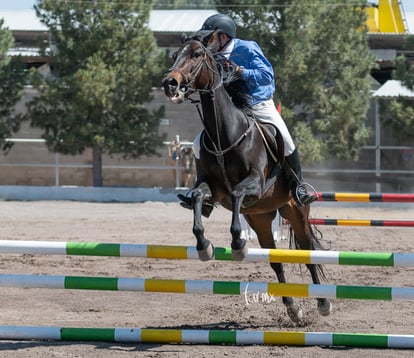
[226,39,275,105]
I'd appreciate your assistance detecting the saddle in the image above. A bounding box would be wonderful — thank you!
[241,122,284,208]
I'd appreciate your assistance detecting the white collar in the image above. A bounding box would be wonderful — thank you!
[220,39,235,59]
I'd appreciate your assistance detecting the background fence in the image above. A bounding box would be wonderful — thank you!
[0,138,413,192]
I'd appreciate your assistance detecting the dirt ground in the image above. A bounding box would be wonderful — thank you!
[0,200,413,357]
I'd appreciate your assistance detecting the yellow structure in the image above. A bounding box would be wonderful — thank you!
[366,0,407,33]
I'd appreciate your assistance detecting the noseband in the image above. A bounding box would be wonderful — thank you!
[168,40,222,94]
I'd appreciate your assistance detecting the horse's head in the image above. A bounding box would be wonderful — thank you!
[162,39,219,103]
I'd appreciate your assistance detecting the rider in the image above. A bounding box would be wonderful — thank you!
[178,13,317,216]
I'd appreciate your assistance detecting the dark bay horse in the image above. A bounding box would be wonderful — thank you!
[162,37,331,323]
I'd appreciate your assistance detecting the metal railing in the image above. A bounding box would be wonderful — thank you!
[3,138,190,187]
[2,138,413,190]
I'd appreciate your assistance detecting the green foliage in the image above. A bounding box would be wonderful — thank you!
[393,35,414,90]
[27,0,166,185]
[0,19,26,152]
[215,0,375,163]
[381,35,414,141]
[0,18,13,67]
[380,99,414,138]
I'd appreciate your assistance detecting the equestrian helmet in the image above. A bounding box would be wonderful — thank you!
[201,14,236,38]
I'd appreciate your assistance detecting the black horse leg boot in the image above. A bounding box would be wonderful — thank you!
[177,159,215,218]
[284,149,317,206]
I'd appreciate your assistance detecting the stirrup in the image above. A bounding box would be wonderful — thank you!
[293,182,318,207]
[177,193,215,218]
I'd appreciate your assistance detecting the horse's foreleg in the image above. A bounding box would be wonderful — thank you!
[230,173,265,261]
[191,183,214,261]
[229,189,248,261]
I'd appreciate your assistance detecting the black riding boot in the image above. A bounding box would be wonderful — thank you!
[285,149,317,206]
[177,159,215,218]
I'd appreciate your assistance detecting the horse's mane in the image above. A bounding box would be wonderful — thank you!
[223,77,252,110]
[185,35,252,110]
[211,54,252,110]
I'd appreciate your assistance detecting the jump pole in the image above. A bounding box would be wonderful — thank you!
[317,192,414,202]
[1,273,414,301]
[0,326,413,348]
[1,240,414,267]
[308,219,414,227]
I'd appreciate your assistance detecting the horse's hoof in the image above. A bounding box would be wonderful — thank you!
[197,243,215,261]
[231,243,248,261]
[317,299,332,316]
[286,304,303,323]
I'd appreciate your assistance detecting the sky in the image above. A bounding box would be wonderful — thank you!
[0,0,414,31]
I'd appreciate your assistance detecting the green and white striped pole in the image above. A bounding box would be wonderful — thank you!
[0,326,413,348]
[1,240,414,267]
[1,273,414,301]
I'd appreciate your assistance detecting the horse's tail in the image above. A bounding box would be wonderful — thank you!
[288,223,328,281]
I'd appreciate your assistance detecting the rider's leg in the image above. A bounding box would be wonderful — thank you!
[284,148,317,206]
[252,100,317,207]
[177,132,215,218]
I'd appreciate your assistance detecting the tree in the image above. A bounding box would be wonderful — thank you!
[27,0,166,186]
[0,18,26,152]
[215,0,375,163]
[380,35,414,140]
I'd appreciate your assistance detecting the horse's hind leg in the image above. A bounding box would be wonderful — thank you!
[245,213,303,324]
[279,202,332,317]
[192,183,214,261]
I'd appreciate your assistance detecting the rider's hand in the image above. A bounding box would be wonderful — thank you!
[232,63,243,77]
[224,60,243,78]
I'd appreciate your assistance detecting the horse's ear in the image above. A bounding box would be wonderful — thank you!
[203,32,216,47]
[181,33,190,44]
[190,30,214,46]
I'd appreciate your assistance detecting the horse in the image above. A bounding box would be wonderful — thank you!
[168,143,196,188]
[162,35,332,323]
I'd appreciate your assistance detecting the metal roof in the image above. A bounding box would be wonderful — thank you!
[2,9,413,33]
[1,10,46,31]
[1,9,217,33]
[149,10,217,33]
[373,80,414,98]
[2,8,414,32]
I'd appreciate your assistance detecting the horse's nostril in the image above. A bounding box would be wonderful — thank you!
[167,78,178,87]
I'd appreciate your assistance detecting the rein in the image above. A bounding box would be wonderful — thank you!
[182,44,255,192]
[199,92,255,157]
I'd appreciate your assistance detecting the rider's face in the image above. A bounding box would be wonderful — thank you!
[208,33,229,52]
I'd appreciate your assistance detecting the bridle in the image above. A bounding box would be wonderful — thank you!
[168,39,255,192]
[168,40,221,96]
